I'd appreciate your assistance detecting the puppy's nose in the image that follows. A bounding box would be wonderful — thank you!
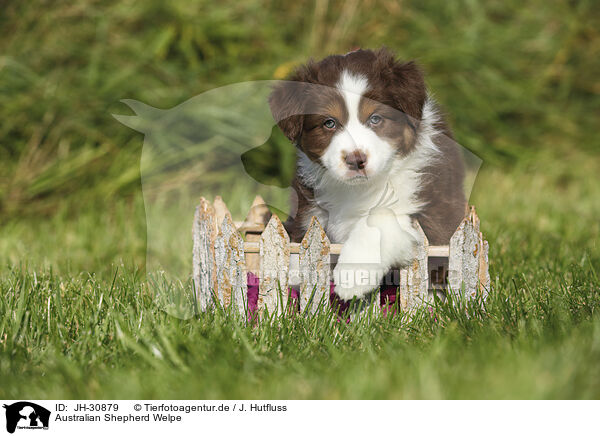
[344,150,368,171]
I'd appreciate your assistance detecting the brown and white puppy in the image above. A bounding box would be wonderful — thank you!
[269,48,466,301]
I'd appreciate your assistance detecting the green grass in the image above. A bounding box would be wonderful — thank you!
[1,264,599,399]
[0,0,599,399]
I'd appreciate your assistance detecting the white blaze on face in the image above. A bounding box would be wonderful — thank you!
[320,70,396,184]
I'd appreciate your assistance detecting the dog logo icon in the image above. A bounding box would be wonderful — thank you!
[3,402,50,433]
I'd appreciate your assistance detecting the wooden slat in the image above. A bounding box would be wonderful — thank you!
[243,196,271,274]
[192,197,216,312]
[214,212,234,307]
[399,220,429,311]
[299,216,330,313]
[399,268,409,311]
[478,234,491,298]
[215,210,247,315]
[242,195,271,229]
[213,196,232,233]
[235,222,265,233]
[259,214,290,315]
[243,241,449,257]
[427,246,450,257]
[448,206,481,299]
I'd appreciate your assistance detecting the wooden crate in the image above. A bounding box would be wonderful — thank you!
[193,195,490,318]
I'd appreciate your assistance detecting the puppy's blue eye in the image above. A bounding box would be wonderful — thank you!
[323,118,336,129]
[369,114,382,125]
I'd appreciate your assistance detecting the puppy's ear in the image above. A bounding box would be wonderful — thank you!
[390,60,426,124]
[374,49,426,125]
[268,80,307,144]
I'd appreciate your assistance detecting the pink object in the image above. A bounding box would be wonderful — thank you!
[245,272,401,321]
[380,284,400,317]
[246,272,300,322]
[329,281,351,321]
[246,272,259,322]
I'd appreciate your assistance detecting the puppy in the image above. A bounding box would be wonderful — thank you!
[269,48,466,301]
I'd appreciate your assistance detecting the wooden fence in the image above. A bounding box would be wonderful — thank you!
[193,195,490,317]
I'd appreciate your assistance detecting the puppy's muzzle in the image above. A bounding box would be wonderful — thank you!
[344,150,368,171]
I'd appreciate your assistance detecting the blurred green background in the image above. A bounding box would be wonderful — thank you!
[1,0,599,400]
[1,0,597,233]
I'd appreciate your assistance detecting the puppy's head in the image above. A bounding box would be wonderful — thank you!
[269,48,426,184]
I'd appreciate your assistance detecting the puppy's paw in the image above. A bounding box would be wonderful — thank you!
[333,263,383,301]
[333,283,377,301]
